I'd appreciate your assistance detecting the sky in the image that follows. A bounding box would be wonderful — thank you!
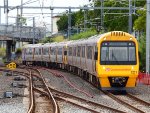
[0,0,91,31]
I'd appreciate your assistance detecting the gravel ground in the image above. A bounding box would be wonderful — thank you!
[0,71,28,113]
[58,101,91,113]
[127,84,150,103]
[41,69,147,113]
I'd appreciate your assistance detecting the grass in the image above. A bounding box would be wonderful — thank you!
[70,30,97,40]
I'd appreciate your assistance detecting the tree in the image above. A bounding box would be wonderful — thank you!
[16,14,27,26]
[138,34,146,72]
[133,7,146,31]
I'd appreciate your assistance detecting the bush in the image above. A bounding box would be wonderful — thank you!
[0,48,6,57]
[15,48,22,55]
[70,30,97,40]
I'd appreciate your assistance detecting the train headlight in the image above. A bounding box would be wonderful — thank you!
[103,66,105,69]
[130,37,132,40]
[132,66,134,69]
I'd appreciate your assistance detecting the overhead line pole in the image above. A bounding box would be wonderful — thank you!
[128,0,132,34]
[33,17,35,44]
[101,0,104,30]
[146,0,150,74]
[50,7,53,34]
[68,8,71,39]
[0,8,1,24]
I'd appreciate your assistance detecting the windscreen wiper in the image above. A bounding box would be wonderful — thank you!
[112,50,120,65]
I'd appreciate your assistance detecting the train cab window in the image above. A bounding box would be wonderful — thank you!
[87,46,92,59]
[100,41,136,65]
[129,47,136,61]
[82,46,85,58]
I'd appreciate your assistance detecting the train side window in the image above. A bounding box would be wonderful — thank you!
[39,48,41,55]
[77,46,81,57]
[94,46,98,60]
[51,48,55,55]
[73,47,76,56]
[26,49,28,55]
[58,48,62,55]
[54,48,56,55]
[35,48,38,55]
[43,48,49,55]
[29,48,33,55]
[82,46,85,58]
[87,46,92,59]
[94,52,98,60]
[69,47,72,56]
[64,51,67,55]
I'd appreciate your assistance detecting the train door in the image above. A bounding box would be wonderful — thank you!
[76,46,81,68]
[81,45,86,70]
[86,45,93,74]
[92,46,97,73]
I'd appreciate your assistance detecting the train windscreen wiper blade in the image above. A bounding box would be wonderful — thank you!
[112,50,119,65]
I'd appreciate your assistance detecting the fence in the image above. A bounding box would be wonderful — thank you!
[137,72,150,85]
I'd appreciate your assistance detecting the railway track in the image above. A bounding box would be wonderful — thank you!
[27,69,34,113]
[0,67,59,113]
[1,66,150,113]
[34,86,125,113]
[101,90,150,113]
[31,67,126,113]
[27,68,60,113]
[47,86,126,113]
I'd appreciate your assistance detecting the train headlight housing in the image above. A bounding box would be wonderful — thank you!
[104,37,106,40]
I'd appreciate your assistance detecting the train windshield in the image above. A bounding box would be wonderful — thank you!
[100,41,136,65]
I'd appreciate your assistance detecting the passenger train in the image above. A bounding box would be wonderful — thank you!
[22,31,139,90]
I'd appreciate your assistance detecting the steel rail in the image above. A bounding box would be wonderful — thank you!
[27,70,34,113]
[47,87,125,113]
[126,93,150,106]
[101,90,145,113]
[33,68,59,113]
[34,87,105,113]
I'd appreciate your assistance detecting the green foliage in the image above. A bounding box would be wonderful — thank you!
[70,30,97,40]
[15,48,22,55]
[56,0,146,33]
[17,14,27,25]
[0,48,6,57]
[40,35,65,43]
[138,34,146,72]
[134,7,146,31]
[57,14,68,31]
[52,36,65,42]
[40,37,53,43]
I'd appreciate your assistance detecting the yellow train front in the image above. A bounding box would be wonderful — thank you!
[97,31,139,90]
